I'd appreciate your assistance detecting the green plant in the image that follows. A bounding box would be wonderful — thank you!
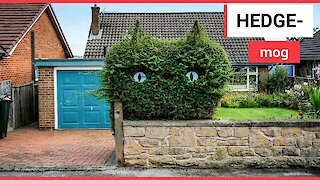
[255,94,273,107]
[310,88,320,118]
[220,92,242,108]
[219,92,300,110]
[101,21,231,121]
[220,92,273,108]
[265,66,291,94]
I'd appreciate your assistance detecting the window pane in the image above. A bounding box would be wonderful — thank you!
[232,67,247,77]
[249,67,257,73]
[249,75,257,90]
[229,67,248,90]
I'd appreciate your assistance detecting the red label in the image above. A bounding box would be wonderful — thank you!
[248,41,300,64]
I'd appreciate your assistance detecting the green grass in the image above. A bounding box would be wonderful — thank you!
[213,108,298,120]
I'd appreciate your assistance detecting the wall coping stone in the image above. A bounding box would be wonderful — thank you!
[123,119,320,127]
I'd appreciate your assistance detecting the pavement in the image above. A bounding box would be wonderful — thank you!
[0,124,115,167]
[0,167,320,177]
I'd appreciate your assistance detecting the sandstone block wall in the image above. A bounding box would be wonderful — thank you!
[123,120,320,168]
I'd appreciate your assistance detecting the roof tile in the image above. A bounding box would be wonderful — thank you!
[300,31,320,61]
[84,12,263,64]
[0,3,47,54]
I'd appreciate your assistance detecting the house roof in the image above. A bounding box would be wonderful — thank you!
[0,3,72,57]
[300,30,320,61]
[0,46,6,55]
[84,12,263,64]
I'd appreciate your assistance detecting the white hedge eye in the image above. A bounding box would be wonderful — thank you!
[186,71,199,82]
[133,72,146,83]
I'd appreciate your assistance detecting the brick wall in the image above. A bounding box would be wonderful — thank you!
[37,67,55,129]
[123,120,320,168]
[0,9,68,86]
[258,66,269,91]
[258,66,269,83]
[33,10,67,59]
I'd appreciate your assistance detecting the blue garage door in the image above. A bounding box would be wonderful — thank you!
[57,70,110,129]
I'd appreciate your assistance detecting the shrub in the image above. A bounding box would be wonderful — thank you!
[220,92,299,109]
[220,92,272,108]
[220,92,242,108]
[238,94,260,108]
[265,66,291,94]
[255,94,273,107]
[101,21,231,121]
[283,82,317,112]
[310,87,320,118]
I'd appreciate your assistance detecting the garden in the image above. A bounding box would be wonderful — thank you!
[215,65,320,120]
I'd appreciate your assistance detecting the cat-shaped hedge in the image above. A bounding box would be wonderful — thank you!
[101,21,231,121]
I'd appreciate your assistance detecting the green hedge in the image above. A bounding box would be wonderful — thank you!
[101,21,231,121]
[220,92,299,110]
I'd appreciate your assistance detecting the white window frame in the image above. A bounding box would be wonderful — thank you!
[228,66,259,92]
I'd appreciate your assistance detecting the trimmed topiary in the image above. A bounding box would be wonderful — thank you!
[101,20,231,125]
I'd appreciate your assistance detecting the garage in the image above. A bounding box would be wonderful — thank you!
[57,70,110,129]
[34,59,110,129]
[57,69,110,129]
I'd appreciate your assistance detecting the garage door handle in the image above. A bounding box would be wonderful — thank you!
[91,107,93,111]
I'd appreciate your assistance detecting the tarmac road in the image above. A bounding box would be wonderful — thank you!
[0,167,320,177]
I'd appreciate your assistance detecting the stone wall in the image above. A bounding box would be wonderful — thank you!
[123,120,320,168]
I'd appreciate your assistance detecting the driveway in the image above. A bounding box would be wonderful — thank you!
[0,125,115,166]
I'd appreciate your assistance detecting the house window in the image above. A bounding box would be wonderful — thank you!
[228,66,258,91]
[269,65,295,78]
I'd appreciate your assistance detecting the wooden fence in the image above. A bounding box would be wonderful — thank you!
[7,83,38,130]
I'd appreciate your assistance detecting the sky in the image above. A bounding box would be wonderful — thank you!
[52,3,320,57]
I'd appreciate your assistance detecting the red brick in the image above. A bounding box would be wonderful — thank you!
[37,67,55,128]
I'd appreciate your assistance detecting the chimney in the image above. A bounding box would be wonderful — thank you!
[91,4,100,36]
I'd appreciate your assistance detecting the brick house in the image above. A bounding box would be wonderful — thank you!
[0,3,72,130]
[34,5,273,130]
